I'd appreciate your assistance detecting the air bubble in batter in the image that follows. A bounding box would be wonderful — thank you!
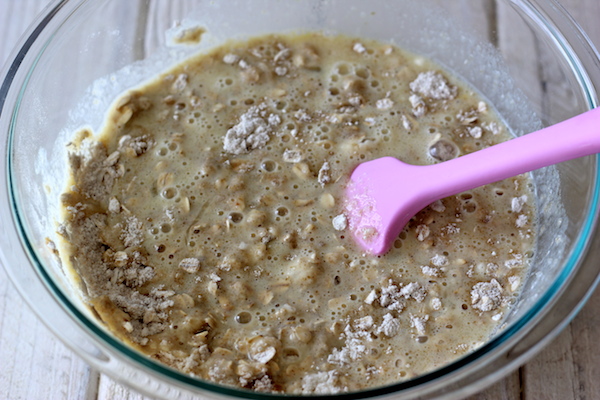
[235,311,252,324]
[162,187,178,199]
[429,139,458,161]
[355,68,369,79]
[229,212,244,223]
[276,207,289,216]
[336,63,350,75]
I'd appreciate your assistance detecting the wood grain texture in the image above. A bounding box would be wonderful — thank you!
[432,0,497,42]
[1,1,599,400]
[0,1,96,398]
[0,271,93,400]
[97,375,152,400]
[144,0,198,55]
[496,1,545,118]
[513,1,600,400]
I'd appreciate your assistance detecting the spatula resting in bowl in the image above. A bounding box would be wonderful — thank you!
[345,107,600,255]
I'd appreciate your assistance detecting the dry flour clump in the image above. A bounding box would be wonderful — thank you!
[332,214,348,231]
[224,104,281,154]
[328,318,374,365]
[516,214,528,228]
[120,216,144,248]
[430,254,448,267]
[365,279,428,312]
[410,314,429,335]
[471,279,504,312]
[318,162,331,186]
[378,282,406,311]
[409,71,457,100]
[416,224,430,241]
[377,313,401,337]
[302,371,343,394]
[511,195,528,213]
[376,98,394,110]
[283,149,303,163]
[67,139,124,202]
[467,126,483,139]
[421,266,439,277]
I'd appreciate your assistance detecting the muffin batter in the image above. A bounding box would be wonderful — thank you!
[58,33,535,393]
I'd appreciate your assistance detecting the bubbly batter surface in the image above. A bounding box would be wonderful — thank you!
[58,33,535,394]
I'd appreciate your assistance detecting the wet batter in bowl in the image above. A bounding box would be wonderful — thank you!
[58,33,535,393]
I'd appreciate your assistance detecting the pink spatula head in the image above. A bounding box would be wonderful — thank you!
[345,107,600,255]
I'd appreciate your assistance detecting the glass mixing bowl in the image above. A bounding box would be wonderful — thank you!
[1,0,600,399]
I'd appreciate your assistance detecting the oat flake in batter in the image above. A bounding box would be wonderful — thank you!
[58,33,535,394]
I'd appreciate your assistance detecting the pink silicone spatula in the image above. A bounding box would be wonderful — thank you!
[345,107,600,255]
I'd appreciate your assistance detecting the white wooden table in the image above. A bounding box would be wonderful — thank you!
[1,1,600,399]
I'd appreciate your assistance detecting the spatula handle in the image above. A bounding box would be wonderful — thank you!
[425,107,600,199]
